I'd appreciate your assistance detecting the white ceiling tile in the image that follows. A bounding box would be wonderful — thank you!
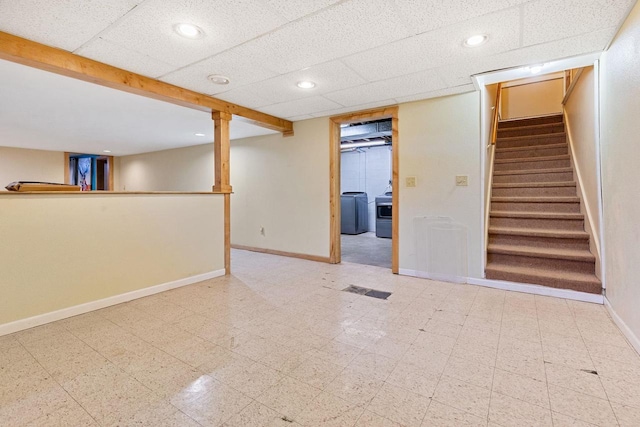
[237,0,412,75]
[214,86,275,110]
[437,26,617,87]
[286,114,316,122]
[394,84,476,104]
[262,0,342,21]
[324,68,446,107]
[216,60,368,107]
[343,7,521,82]
[76,38,176,78]
[159,45,280,95]
[258,96,343,119]
[0,0,143,51]
[309,99,398,118]
[393,0,529,35]
[522,0,636,46]
[98,0,288,68]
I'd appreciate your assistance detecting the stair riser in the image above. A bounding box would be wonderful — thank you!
[492,186,576,197]
[487,253,595,275]
[489,234,590,251]
[495,146,568,160]
[485,269,601,294]
[493,171,574,184]
[499,116,564,128]
[495,158,570,171]
[490,216,585,231]
[497,134,566,148]
[498,124,565,138]
[491,201,580,213]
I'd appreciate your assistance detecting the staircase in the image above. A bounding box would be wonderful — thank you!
[486,113,601,294]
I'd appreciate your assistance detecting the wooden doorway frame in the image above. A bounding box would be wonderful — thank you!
[329,106,399,273]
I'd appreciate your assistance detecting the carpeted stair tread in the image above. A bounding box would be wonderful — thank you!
[498,122,564,132]
[494,167,573,176]
[489,226,590,239]
[493,181,576,188]
[496,132,566,142]
[491,196,579,203]
[487,113,601,294]
[495,154,570,164]
[488,244,595,261]
[490,211,584,220]
[485,263,601,294]
[498,114,564,128]
[496,143,567,153]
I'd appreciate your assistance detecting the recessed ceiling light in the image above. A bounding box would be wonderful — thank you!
[297,81,316,89]
[194,133,206,137]
[103,150,111,153]
[464,34,488,47]
[208,74,230,85]
[173,23,204,39]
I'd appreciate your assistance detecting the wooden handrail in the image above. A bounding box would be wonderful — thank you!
[490,83,503,145]
[562,67,585,105]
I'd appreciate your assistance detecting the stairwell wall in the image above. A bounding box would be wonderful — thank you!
[564,66,602,277]
[599,0,640,351]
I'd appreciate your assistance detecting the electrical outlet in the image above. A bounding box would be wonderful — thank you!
[456,175,468,186]
[405,176,417,188]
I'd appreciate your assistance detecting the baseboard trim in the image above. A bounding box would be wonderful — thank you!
[399,269,603,303]
[604,297,640,355]
[468,277,603,304]
[399,269,468,284]
[232,244,331,264]
[0,269,225,337]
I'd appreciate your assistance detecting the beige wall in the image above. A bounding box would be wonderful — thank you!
[118,143,214,191]
[399,92,483,278]
[230,119,330,258]
[502,78,564,119]
[600,0,640,346]
[229,94,483,276]
[564,67,602,268]
[0,146,64,190]
[0,194,225,326]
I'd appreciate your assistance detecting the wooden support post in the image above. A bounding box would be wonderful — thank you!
[212,111,232,275]
[213,111,232,194]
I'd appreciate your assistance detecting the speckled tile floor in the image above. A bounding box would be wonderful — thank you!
[1,249,640,426]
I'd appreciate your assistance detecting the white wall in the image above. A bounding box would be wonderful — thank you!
[341,145,392,232]
[501,78,564,119]
[600,0,640,349]
[399,92,482,278]
[230,119,330,258]
[0,146,63,190]
[0,193,225,328]
[564,67,602,270]
[118,143,214,192]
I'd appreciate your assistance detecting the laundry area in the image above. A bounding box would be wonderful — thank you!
[340,119,393,269]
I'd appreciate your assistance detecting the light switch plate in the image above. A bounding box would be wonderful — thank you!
[456,175,468,186]
[405,176,417,188]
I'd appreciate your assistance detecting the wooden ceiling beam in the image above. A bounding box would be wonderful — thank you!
[0,31,293,134]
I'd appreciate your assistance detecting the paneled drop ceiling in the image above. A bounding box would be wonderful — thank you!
[0,0,636,123]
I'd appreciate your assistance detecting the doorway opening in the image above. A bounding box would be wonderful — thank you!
[329,107,399,273]
[66,153,114,191]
